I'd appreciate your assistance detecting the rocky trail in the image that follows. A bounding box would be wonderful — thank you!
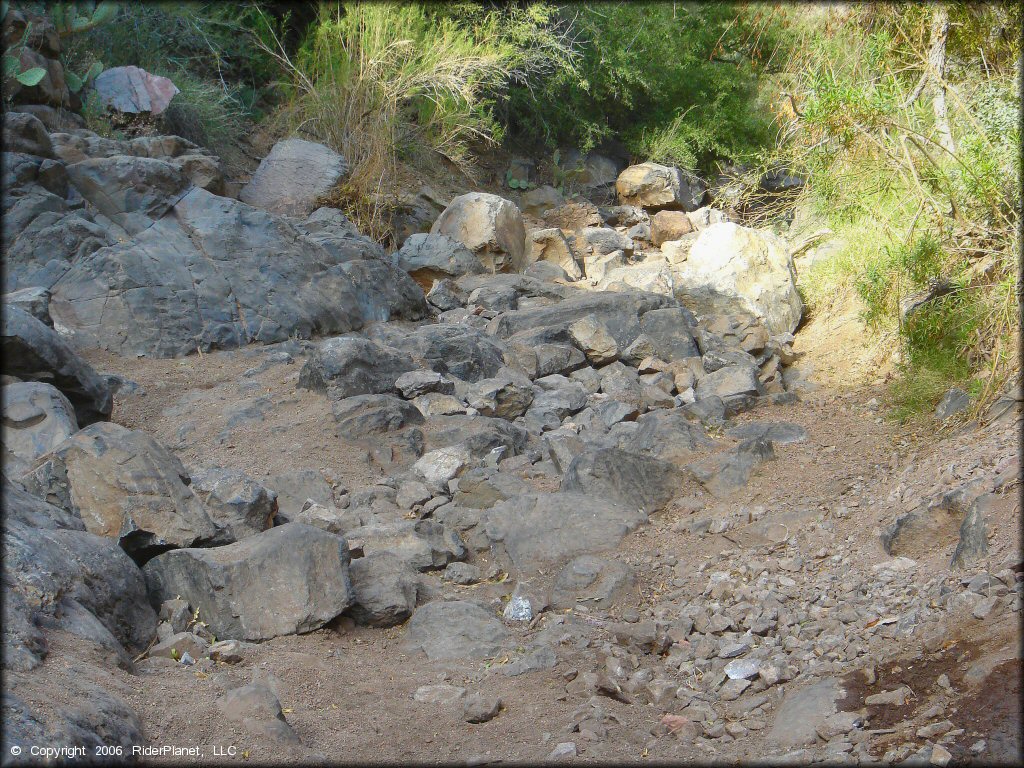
[2,106,1021,767]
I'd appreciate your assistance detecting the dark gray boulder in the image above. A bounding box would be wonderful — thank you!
[347,552,419,628]
[144,523,354,641]
[394,232,485,290]
[616,409,713,462]
[1,381,79,478]
[427,414,530,458]
[331,394,424,437]
[367,322,508,383]
[638,307,700,362]
[239,138,349,218]
[560,447,682,513]
[1,305,113,425]
[694,364,762,415]
[187,466,277,545]
[299,337,414,400]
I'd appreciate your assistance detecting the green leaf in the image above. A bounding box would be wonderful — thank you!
[66,70,82,92]
[15,67,47,87]
[71,15,91,32]
[85,61,103,81]
[91,1,117,26]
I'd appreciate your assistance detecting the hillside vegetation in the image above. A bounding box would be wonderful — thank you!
[13,0,1019,417]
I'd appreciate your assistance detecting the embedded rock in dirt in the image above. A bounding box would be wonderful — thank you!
[685,437,775,498]
[403,600,509,661]
[22,422,218,559]
[394,233,485,290]
[47,187,426,358]
[299,337,414,400]
[331,394,424,438]
[430,192,528,273]
[549,555,636,610]
[767,677,845,750]
[1,305,113,425]
[346,551,419,628]
[675,222,802,335]
[614,409,713,463]
[144,523,353,642]
[218,682,299,743]
[561,446,682,513]
[92,65,180,116]
[187,466,277,545]
[615,162,707,212]
[1,381,78,478]
[239,137,349,217]
[483,492,647,574]
[726,421,807,445]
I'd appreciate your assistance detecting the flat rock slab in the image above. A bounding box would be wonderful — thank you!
[767,677,845,750]
[403,600,509,661]
[726,421,808,444]
[93,66,180,115]
[240,138,349,217]
[484,492,647,574]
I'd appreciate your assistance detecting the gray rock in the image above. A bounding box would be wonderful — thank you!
[528,228,582,280]
[578,226,634,257]
[368,323,507,383]
[616,162,707,211]
[463,693,502,723]
[1,305,112,425]
[395,232,485,290]
[239,138,348,217]
[1,381,78,477]
[466,368,535,419]
[686,438,775,498]
[484,492,646,573]
[695,364,762,415]
[428,414,529,458]
[767,677,844,750]
[951,494,992,569]
[404,600,509,660]
[144,523,354,641]
[3,286,51,322]
[561,447,682,513]
[3,111,54,158]
[637,307,700,361]
[395,370,455,399]
[331,394,424,437]
[218,682,298,742]
[935,387,970,421]
[453,467,529,509]
[299,337,414,400]
[92,65,180,116]
[569,315,619,365]
[187,466,277,544]
[347,552,418,627]
[430,192,527,273]
[549,555,635,610]
[265,469,334,520]
[345,519,465,571]
[442,561,481,585]
[23,422,218,559]
[616,409,713,462]
[413,684,467,705]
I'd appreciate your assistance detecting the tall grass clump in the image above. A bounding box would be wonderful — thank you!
[764,3,1021,421]
[261,2,575,239]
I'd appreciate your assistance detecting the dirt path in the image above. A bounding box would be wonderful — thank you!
[37,341,1015,765]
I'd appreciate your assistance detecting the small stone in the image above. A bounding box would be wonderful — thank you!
[935,673,951,691]
[207,639,249,664]
[972,596,998,619]
[916,720,954,739]
[463,693,502,723]
[414,684,466,704]
[864,686,912,706]
[179,652,195,666]
[443,562,482,585]
[724,658,761,680]
[547,742,577,760]
[718,678,751,701]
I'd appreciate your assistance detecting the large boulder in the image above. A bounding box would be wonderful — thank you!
[1,305,113,425]
[298,336,414,400]
[2,111,54,158]
[92,66,180,116]
[483,492,647,574]
[615,162,707,212]
[528,228,582,280]
[560,447,682,513]
[3,481,157,671]
[47,187,426,358]
[346,552,418,628]
[1,382,78,478]
[430,192,527,273]
[675,222,802,335]
[331,394,424,438]
[394,233,485,290]
[239,138,349,217]
[143,523,354,641]
[22,422,219,560]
